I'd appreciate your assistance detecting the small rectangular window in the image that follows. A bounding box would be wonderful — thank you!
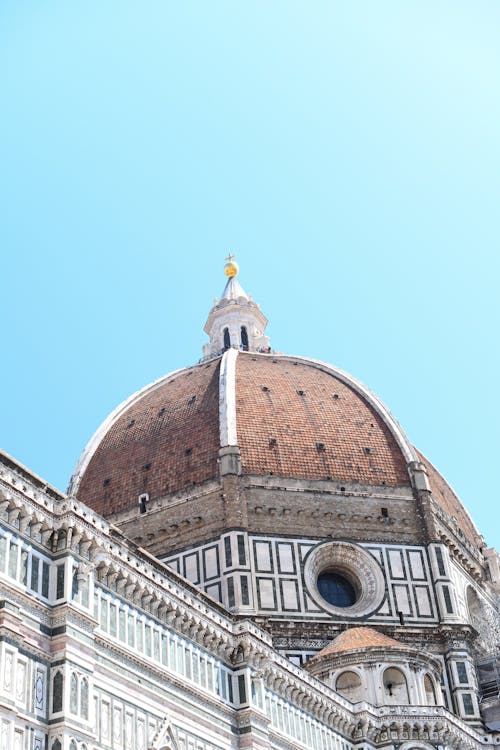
[200,655,206,687]
[238,674,247,704]
[0,536,6,572]
[241,575,249,606]
[176,640,183,673]
[435,547,446,576]
[224,537,232,568]
[8,540,18,579]
[442,585,454,614]
[145,625,152,657]
[109,605,117,637]
[101,600,108,631]
[31,556,40,592]
[237,535,246,565]
[136,621,144,651]
[127,614,135,647]
[138,493,149,514]
[184,646,192,680]
[457,662,468,684]
[119,609,126,641]
[463,693,475,715]
[56,564,65,600]
[72,569,79,600]
[42,562,50,598]
[20,550,28,585]
[227,577,235,608]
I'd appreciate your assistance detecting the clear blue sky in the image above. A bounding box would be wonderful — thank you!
[1,2,499,548]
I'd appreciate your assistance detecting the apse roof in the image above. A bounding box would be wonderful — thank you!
[316,627,404,657]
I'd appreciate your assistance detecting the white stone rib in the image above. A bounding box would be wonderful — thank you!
[219,348,238,447]
[68,362,205,496]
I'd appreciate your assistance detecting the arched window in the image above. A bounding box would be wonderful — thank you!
[223,328,231,349]
[70,672,78,713]
[51,740,62,750]
[241,326,249,351]
[383,667,409,704]
[423,674,437,705]
[69,740,78,750]
[81,677,89,719]
[52,671,63,713]
[335,670,363,702]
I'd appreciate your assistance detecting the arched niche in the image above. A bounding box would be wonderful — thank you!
[382,666,410,704]
[335,670,364,703]
[423,673,437,705]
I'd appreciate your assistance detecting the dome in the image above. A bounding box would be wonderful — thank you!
[69,265,482,554]
[70,351,411,513]
[70,349,481,546]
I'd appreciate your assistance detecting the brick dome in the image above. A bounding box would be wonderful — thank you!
[69,349,480,547]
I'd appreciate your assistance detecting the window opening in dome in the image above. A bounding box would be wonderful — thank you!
[261,385,269,392]
[316,442,326,452]
[138,493,149,514]
[364,447,372,455]
[317,571,356,607]
[381,507,388,518]
[241,326,249,351]
[269,437,277,446]
[223,328,231,350]
[333,393,340,400]
[297,389,305,396]
[103,478,110,487]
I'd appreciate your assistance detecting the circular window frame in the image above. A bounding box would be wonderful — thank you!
[304,541,386,617]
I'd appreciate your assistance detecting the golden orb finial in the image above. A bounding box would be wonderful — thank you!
[224,254,239,278]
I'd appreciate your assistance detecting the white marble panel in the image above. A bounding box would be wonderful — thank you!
[277,543,294,573]
[255,542,272,572]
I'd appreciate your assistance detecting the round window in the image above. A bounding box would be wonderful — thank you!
[304,541,386,618]
[317,571,357,607]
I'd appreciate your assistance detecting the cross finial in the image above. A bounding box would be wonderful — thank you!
[225,253,236,263]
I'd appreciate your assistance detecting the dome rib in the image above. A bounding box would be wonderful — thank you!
[219,348,238,447]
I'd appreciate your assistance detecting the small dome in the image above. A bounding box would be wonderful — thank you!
[316,627,404,658]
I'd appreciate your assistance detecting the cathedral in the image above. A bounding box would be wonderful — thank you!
[1,259,499,750]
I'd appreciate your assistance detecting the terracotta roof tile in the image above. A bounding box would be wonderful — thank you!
[417,450,479,546]
[318,627,403,657]
[235,355,410,486]
[77,360,221,515]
